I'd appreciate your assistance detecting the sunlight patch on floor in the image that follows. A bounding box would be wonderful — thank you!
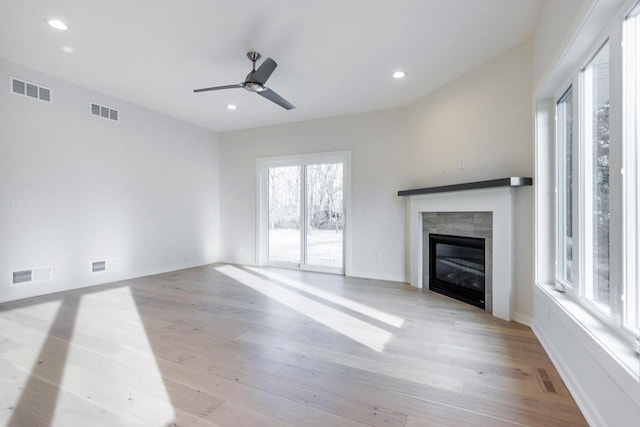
[51,286,176,426]
[217,265,392,352]
[0,300,62,425]
[246,266,405,328]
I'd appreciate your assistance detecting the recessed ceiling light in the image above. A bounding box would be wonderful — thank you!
[47,19,68,31]
[392,71,406,79]
[61,46,73,53]
[227,104,237,110]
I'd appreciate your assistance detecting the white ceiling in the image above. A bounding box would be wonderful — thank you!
[0,0,544,132]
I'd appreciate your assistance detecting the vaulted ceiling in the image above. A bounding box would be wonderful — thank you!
[0,0,544,132]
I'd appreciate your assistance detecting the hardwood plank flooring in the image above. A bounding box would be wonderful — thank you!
[0,264,587,426]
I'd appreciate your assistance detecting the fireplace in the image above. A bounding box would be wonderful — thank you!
[429,233,486,309]
[403,180,533,321]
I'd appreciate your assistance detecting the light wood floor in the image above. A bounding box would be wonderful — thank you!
[0,264,587,426]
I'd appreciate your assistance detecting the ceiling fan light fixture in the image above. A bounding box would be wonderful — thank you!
[244,82,266,93]
[47,19,69,31]
[392,70,406,79]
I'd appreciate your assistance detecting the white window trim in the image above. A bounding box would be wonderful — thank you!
[554,84,576,291]
[623,3,640,334]
[550,0,639,349]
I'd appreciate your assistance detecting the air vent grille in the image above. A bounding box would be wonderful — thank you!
[11,266,52,285]
[26,83,38,98]
[10,77,52,103]
[534,368,558,394]
[12,78,25,95]
[39,87,51,102]
[92,261,106,272]
[12,270,32,284]
[91,259,120,273]
[90,102,119,122]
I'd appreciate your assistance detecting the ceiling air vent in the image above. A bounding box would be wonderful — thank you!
[10,77,52,103]
[90,102,119,122]
[11,266,53,285]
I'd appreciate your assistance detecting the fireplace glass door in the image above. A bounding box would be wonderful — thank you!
[429,234,486,309]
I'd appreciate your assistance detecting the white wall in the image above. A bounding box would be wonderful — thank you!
[405,42,533,185]
[0,57,220,303]
[532,0,589,92]
[219,41,535,320]
[219,109,409,282]
[405,41,534,322]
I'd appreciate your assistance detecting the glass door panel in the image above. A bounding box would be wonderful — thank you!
[268,166,301,264]
[305,163,344,269]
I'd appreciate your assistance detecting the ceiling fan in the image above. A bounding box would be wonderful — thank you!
[193,51,295,110]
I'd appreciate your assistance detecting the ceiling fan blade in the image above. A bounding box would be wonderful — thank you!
[193,83,244,93]
[252,58,277,85]
[259,88,295,110]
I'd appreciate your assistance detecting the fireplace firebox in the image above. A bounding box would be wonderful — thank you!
[429,233,486,309]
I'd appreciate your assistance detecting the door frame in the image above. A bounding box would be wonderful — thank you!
[256,150,352,275]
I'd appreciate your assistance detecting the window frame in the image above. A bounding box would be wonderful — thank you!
[554,84,577,291]
[578,37,616,317]
[553,4,638,343]
[623,2,640,334]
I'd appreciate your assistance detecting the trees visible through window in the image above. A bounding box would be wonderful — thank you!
[582,41,611,312]
[261,152,348,274]
[552,0,640,350]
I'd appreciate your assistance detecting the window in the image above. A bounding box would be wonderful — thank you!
[552,0,640,343]
[624,2,640,333]
[581,41,611,313]
[556,87,575,287]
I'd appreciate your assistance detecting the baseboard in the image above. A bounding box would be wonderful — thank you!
[511,312,532,326]
[347,269,408,283]
[531,321,607,427]
[0,258,218,305]
[124,259,216,281]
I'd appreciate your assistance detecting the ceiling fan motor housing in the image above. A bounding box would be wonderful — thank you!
[244,81,266,92]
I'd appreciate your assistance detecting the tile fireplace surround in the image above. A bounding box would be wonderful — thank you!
[423,212,493,313]
[399,178,532,321]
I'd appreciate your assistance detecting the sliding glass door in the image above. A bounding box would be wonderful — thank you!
[305,163,344,269]
[268,166,301,264]
[259,152,349,274]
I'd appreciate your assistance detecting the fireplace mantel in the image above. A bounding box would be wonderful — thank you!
[398,177,532,197]
[404,182,530,322]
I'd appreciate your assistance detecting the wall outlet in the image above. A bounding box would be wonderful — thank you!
[440,165,447,174]
[376,252,382,262]
[458,159,465,169]
[12,198,23,209]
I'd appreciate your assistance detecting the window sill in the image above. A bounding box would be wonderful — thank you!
[535,282,640,405]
